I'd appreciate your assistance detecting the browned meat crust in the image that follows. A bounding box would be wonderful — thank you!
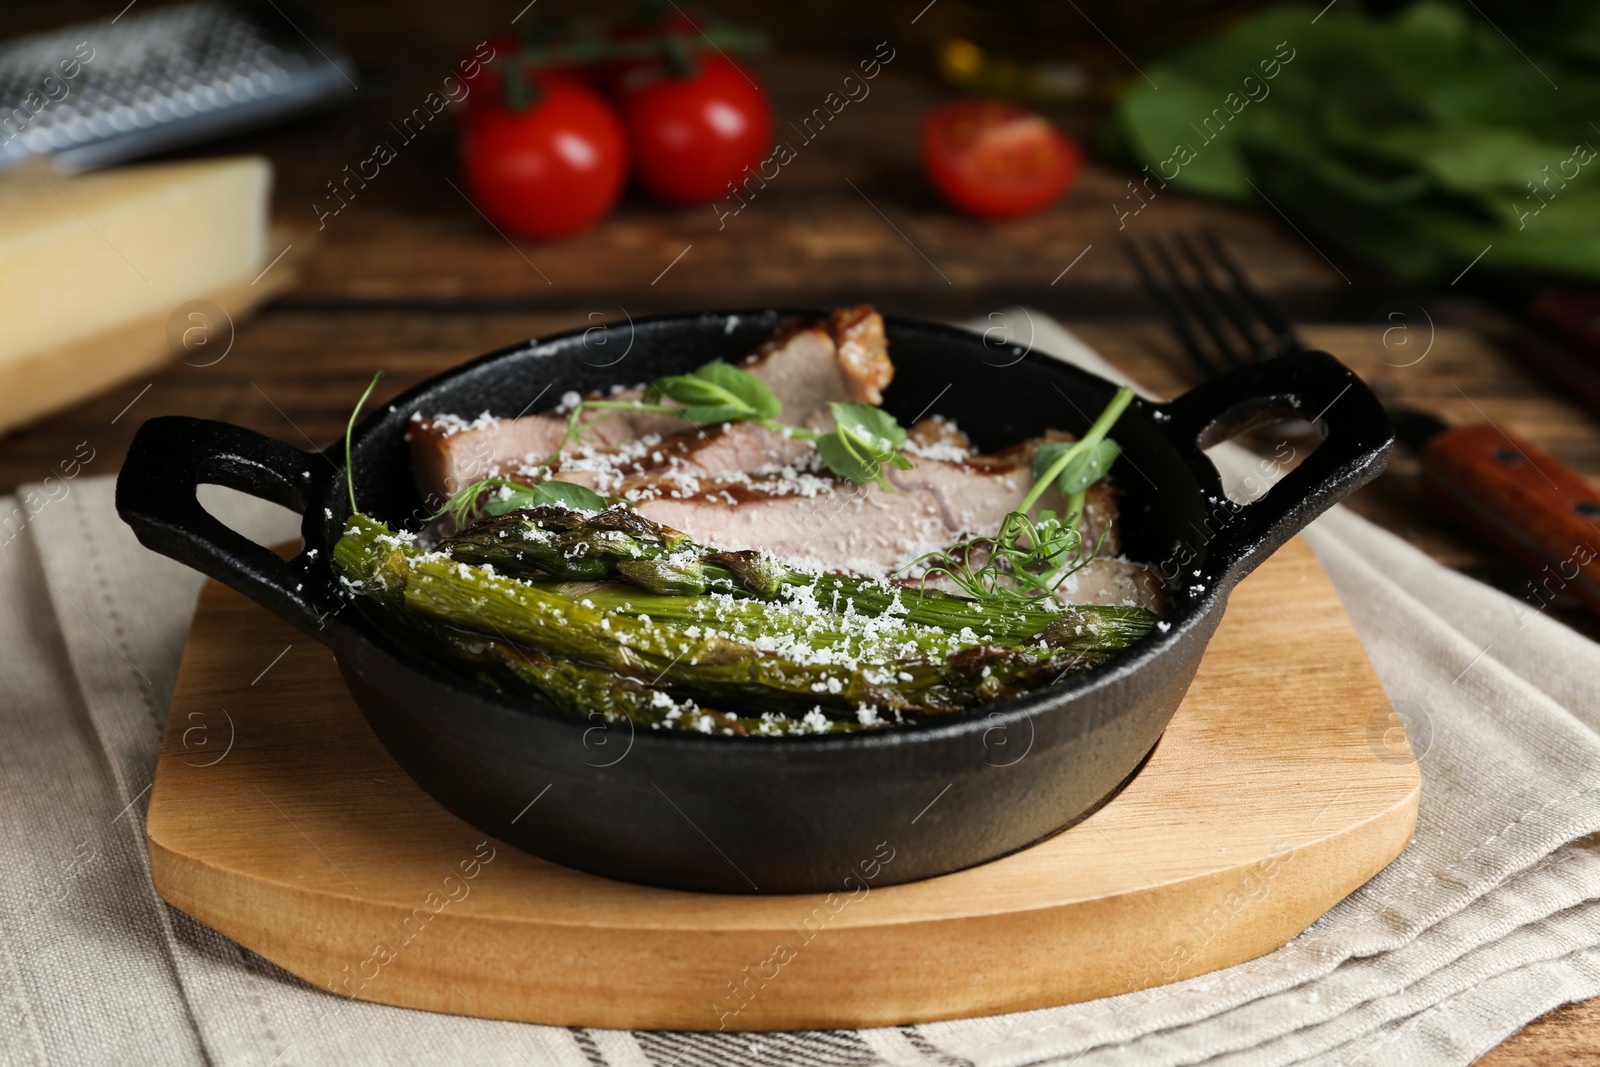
[829,304,893,405]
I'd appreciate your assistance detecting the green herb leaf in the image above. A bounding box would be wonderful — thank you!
[691,362,781,418]
[434,476,520,527]
[1029,442,1070,483]
[830,401,908,450]
[478,479,608,516]
[529,480,607,512]
[1031,438,1122,496]
[814,402,911,485]
[815,434,880,486]
[646,362,780,425]
[479,485,541,517]
[436,476,608,528]
[677,403,748,425]
[645,374,726,409]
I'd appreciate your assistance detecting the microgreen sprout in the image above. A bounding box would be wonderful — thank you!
[345,371,383,514]
[911,386,1135,605]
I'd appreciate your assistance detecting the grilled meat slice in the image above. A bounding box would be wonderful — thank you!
[409,305,891,501]
[885,434,1120,558]
[619,436,1117,580]
[548,419,818,496]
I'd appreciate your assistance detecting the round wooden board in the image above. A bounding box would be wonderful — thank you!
[147,536,1418,1031]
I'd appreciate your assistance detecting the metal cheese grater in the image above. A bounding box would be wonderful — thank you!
[0,1,357,173]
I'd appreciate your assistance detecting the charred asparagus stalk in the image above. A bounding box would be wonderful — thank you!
[438,632,815,735]
[439,507,1156,649]
[435,504,693,580]
[526,577,1143,664]
[525,578,984,663]
[337,515,1100,716]
[331,516,802,733]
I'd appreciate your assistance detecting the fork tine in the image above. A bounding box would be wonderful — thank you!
[1126,240,1221,379]
[1172,232,1267,362]
[1198,229,1303,358]
[1148,235,1250,370]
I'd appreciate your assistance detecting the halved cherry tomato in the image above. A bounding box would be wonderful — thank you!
[458,78,627,240]
[921,98,1081,219]
[616,53,772,206]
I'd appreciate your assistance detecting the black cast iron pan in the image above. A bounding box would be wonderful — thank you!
[116,311,1392,894]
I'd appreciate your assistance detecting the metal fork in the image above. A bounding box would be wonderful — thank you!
[1126,230,1302,377]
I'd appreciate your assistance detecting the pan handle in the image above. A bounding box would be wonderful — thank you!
[1151,349,1394,594]
[115,417,340,638]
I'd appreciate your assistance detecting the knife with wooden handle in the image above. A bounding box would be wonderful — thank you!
[1391,409,1600,614]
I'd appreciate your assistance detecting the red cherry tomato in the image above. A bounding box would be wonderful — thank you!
[616,54,772,206]
[921,98,1081,220]
[458,81,627,240]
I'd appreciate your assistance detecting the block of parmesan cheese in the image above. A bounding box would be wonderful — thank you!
[0,157,272,434]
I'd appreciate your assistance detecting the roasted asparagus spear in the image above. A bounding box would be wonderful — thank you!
[336,514,1113,720]
[438,506,1156,649]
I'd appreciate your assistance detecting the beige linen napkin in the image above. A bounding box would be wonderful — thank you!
[2,315,1597,1066]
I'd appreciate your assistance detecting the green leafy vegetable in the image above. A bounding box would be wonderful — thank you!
[527,480,609,511]
[646,362,781,425]
[433,476,607,528]
[1107,2,1600,284]
[1018,388,1133,516]
[1031,438,1122,496]
[814,401,915,487]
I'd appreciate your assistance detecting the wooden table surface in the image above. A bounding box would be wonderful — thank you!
[7,1,1597,1059]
